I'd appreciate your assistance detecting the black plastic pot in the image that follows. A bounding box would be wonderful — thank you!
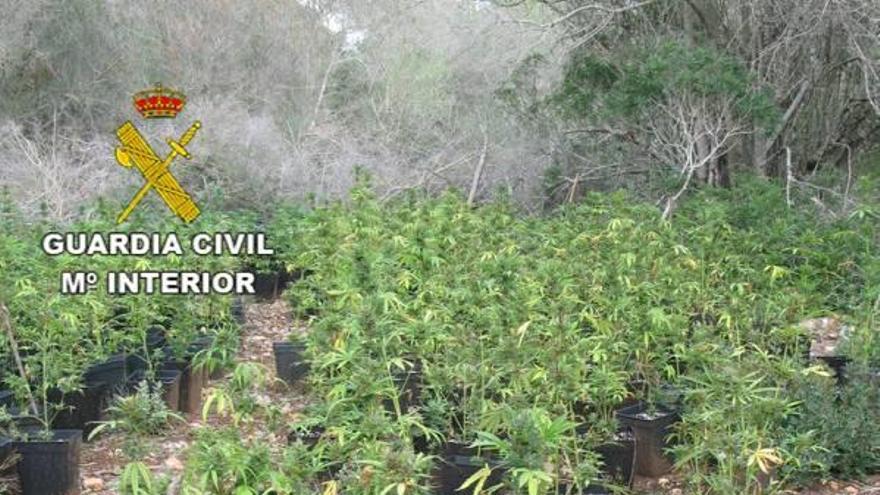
[616,403,679,477]
[286,424,342,479]
[395,364,423,413]
[433,441,505,495]
[0,389,13,408]
[287,425,325,448]
[126,327,168,375]
[125,352,148,379]
[413,433,433,455]
[816,355,850,385]
[383,365,423,415]
[49,381,108,440]
[570,424,635,491]
[0,435,16,474]
[252,270,281,299]
[231,297,245,324]
[158,369,182,411]
[14,429,82,495]
[187,335,215,356]
[278,268,291,292]
[146,326,167,349]
[273,341,309,385]
[84,354,128,393]
[250,263,292,300]
[595,428,636,488]
[161,358,205,415]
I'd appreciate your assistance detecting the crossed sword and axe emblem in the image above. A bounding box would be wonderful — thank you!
[114,120,202,224]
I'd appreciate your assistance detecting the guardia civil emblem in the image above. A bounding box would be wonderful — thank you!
[114,83,202,224]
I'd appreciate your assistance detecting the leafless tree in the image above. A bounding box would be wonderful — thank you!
[647,93,747,218]
[496,0,880,213]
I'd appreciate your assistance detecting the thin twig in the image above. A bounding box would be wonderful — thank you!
[785,147,793,207]
[467,127,490,207]
[0,303,38,416]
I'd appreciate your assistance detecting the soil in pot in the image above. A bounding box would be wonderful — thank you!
[273,341,309,385]
[48,381,108,440]
[208,366,226,381]
[432,441,505,495]
[14,428,82,495]
[161,358,205,415]
[616,402,679,477]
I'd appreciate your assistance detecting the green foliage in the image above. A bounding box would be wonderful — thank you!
[672,350,799,494]
[182,427,310,495]
[118,462,170,495]
[337,441,435,495]
[276,177,877,493]
[1,174,877,493]
[552,39,779,129]
[192,323,242,377]
[0,208,249,429]
[89,381,183,459]
[473,407,580,494]
[780,366,880,482]
[90,381,182,439]
[202,362,271,425]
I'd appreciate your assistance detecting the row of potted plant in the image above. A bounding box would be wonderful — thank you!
[1,176,877,493]
[267,179,877,494]
[0,203,257,494]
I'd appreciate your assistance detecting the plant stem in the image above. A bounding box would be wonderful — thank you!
[0,302,39,416]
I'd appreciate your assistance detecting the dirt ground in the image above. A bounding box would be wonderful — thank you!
[75,299,304,495]
[632,474,880,494]
[1,301,878,494]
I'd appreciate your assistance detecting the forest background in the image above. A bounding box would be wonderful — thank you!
[0,0,878,221]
